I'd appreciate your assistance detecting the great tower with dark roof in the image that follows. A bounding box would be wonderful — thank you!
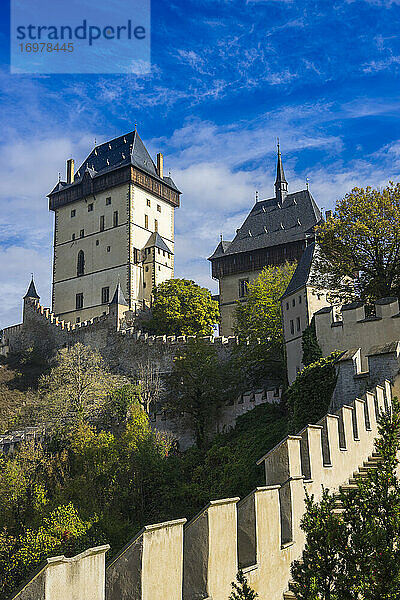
[208,145,323,335]
[48,129,180,323]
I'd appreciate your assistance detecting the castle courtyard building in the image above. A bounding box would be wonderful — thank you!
[48,130,180,323]
[209,146,323,336]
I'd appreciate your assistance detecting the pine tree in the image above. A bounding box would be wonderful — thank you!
[229,570,258,600]
[290,396,400,599]
[301,322,323,367]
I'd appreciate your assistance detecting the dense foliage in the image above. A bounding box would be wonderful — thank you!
[144,278,219,336]
[286,352,340,433]
[165,337,233,448]
[313,183,400,302]
[234,262,296,345]
[0,381,287,598]
[39,343,127,426]
[290,396,400,599]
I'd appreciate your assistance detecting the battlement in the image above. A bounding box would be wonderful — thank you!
[12,380,392,600]
[0,426,45,455]
[0,297,244,357]
[314,297,400,371]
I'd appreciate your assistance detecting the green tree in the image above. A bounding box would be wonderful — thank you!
[286,352,340,433]
[290,396,400,600]
[302,322,323,367]
[164,338,231,448]
[0,502,92,599]
[313,183,400,302]
[145,278,219,336]
[39,343,127,426]
[229,570,258,600]
[234,262,296,345]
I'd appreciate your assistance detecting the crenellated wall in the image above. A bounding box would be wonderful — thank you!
[314,297,400,370]
[11,380,392,600]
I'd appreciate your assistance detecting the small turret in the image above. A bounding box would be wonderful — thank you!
[24,277,40,300]
[109,283,129,330]
[275,140,288,204]
[110,283,128,307]
[23,277,40,323]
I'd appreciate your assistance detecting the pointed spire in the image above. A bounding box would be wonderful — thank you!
[24,276,40,300]
[275,139,288,203]
[110,283,128,306]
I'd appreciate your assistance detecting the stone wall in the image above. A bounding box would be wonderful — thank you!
[331,341,400,412]
[1,297,278,448]
[11,380,392,600]
[314,297,400,370]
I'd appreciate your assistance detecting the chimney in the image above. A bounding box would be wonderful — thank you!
[325,210,332,220]
[66,158,74,184]
[156,153,164,178]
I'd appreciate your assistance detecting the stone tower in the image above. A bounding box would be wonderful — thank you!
[208,144,322,336]
[48,130,180,324]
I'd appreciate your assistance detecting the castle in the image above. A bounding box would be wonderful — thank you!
[2,132,400,599]
[49,129,180,324]
[209,144,324,337]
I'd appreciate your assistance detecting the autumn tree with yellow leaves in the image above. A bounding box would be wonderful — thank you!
[313,182,400,303]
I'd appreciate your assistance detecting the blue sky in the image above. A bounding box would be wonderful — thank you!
[1,0,400,327]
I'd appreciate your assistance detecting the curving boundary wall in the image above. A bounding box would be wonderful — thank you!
[11,380,392,600]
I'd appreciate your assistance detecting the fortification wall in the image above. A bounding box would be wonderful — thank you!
[151,387,281,450]
[314,297,400,370]
[0,298,238,375]
[12,380,392,600]
[0,426,45,455]
[1,298,277,448]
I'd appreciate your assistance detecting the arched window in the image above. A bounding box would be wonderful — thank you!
[77,250,85,277]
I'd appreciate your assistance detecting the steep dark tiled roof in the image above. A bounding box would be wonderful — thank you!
[110,283,128,306]
[145,232,173,254]
[208,240,232,260]
[24,278,40,299]
[281,242,315,299]
[212,190,321,258]
[50,130,180,194]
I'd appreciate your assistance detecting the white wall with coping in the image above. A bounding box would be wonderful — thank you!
[11,380,392,600]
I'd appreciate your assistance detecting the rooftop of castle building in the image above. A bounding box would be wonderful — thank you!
[145,231,173,254]
[281,242,315,300]
[209,190,321,260]
[208,147,322,262]
[49,130,180,196]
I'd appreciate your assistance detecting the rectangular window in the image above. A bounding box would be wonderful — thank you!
[146,199,151,207]
[71,209,76,217]
[113,211,118,227]
[101,286,109,304]
[72,233,75,240]
[100,215,105,231]
[76,293,83,310]
[145,214,149,229]
[76,316,81,323]
[296,317,301,331]
[154,219,158,232]
[88,203,93,212]
[286,302,289,310]
[80,229,84,238]
[157,204,161,212]
[238,278,249,298]
[106,197,111,205]
[299,295,302,304]
[290,320,294,335]
[106,246,111,252]
[292,298,295,307]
